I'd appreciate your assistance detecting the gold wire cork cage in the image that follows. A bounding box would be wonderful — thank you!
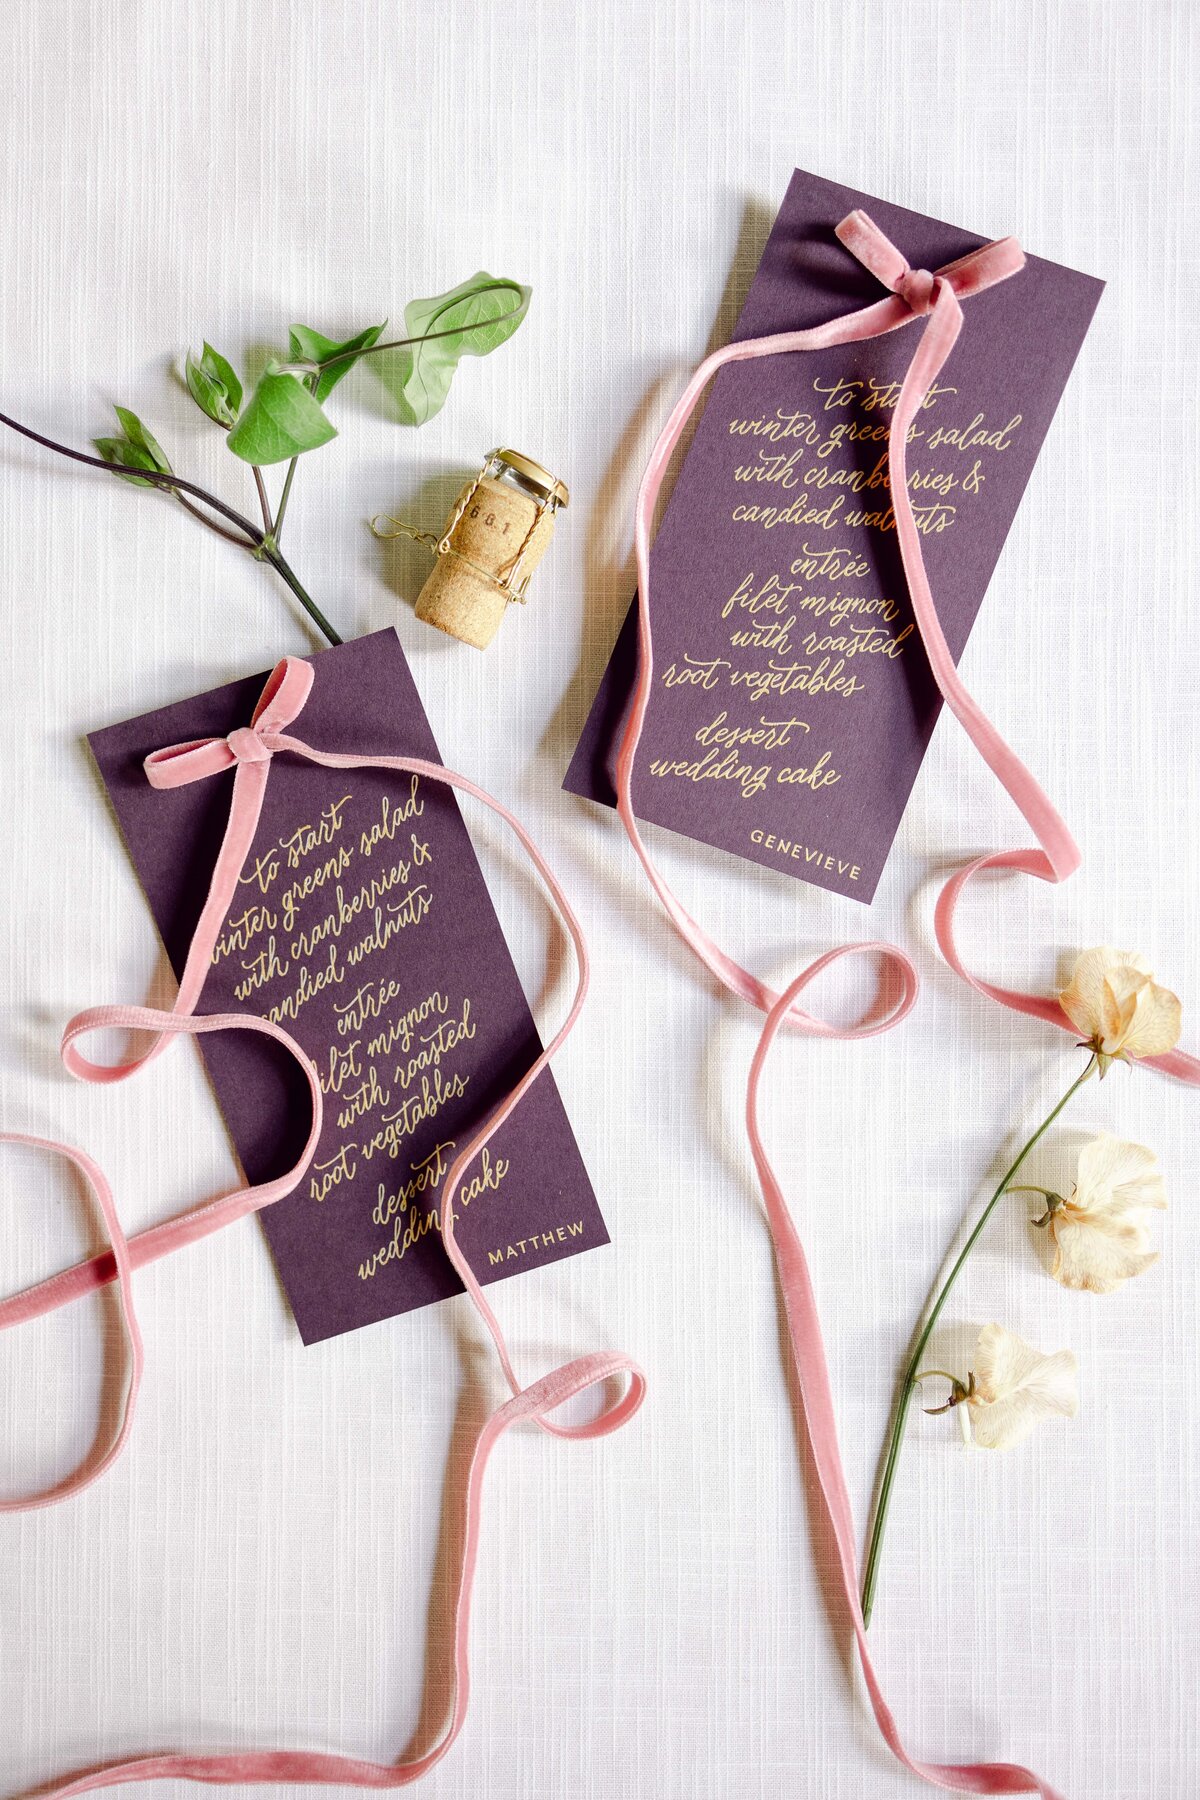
[374,447,569,650]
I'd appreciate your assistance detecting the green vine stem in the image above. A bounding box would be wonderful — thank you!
[251,464,274,535]
[0,407,342,646]
[272,454,300,545]
[859,1052,1098,1627]
[0,288,532,653]
[0,297,529,650]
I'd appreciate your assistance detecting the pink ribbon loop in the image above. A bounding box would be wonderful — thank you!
[0,1133,143,1513]
[143,736,238,786]
[0,1007,324,1335]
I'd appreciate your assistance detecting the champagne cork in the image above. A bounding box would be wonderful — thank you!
[405,449,568,650]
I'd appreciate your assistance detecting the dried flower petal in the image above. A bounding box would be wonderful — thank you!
[965,1324,1078,1450]
[1060,946,1182,1066]
[1047,1134,1166,1293]
[1074,1134,1167,1213]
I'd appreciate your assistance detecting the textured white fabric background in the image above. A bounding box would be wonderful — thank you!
[1,2,1197,1795]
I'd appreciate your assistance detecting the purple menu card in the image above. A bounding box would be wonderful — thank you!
[564,169,1103,901]
[90,630,608,1344]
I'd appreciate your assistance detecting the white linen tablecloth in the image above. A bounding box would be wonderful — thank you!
[1,2,1196,1795]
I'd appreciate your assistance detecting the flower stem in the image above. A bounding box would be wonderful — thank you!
[859,1053,1097,1627]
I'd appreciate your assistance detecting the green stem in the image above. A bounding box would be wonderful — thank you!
[273,455,299,545]
[260,544,341,646]
[269,363,316,551]
[0,405,341,647]
[913,1369,962,1392]
[251,464,274,535]
[859,1053,1097,1627]
[0,406,264,541]
[174,491,255,549]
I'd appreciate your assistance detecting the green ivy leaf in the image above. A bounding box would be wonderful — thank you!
[377,273,530,426]
[185,342,243,426]
[94,406,173,486]
[225,362,338,466]
[287,321,386,403]
[94,436,160,486]
[112,405,172,473]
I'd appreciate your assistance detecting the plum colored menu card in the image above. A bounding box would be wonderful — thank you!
[90,629,608,1344]
[564,169,1103,901]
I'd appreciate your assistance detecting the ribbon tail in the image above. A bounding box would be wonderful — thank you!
[885,285,1081,881]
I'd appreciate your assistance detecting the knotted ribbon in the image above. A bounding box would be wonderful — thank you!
[614,208,1200,1800]
[1,665,645,1790]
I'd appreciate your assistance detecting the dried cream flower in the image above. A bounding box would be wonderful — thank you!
[1059,946,1182,1073]
[962,1324,1078,1450]
[1035,1134,1166,1294]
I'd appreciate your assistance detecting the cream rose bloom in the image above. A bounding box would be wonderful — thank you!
[1043,1134,1167,1294]
[964,1324,1078,1450]
[1059,947,1182,1070]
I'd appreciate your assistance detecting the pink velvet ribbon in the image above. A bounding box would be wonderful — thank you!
[0,659,645,1792]
[614,208,1200,1800]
